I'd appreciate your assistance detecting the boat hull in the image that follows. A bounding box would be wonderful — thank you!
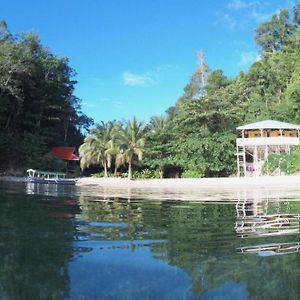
[27,177,77,185]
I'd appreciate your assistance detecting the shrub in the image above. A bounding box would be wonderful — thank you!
[91,171,114,177]
[181,169,204,178]
[262,147,300,175]
[133,169,160,179]
[262,153,284,175]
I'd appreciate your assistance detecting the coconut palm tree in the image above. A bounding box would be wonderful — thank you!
[105,122,122,175]
[116,117,146,179]
[79,121,113,177]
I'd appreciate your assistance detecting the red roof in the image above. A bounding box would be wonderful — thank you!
[51,147,79,161]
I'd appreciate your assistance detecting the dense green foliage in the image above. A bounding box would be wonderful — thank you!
[262,145,300,175]
[79,118,146,179]
[0,22,92,173]
[79,4,300,178]
[79,121,114,177]
[2,3,300,177]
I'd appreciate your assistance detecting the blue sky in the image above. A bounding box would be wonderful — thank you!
[2,0,297,123]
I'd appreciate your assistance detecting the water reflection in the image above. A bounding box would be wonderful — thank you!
[239,242,300,256]
[0,190,76,299]
[235,191,300,257]
[26,182,76,197]
[1,182,300,299]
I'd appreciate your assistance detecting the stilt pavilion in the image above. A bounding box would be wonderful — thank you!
[236,120,300,176]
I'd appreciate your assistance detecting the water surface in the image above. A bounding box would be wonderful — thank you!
[0,181,300,299]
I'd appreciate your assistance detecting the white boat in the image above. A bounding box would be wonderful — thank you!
[26,169,77,185]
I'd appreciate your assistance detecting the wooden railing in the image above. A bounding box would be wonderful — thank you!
[236,137,300,146]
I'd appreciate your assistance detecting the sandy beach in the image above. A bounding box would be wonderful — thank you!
[74,175,300,201]
[2,174,300,189]
[0,175,300,189]
[76,175,300,189]
[2,175,300,201]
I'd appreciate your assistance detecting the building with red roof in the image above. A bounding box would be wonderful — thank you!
[51,147,79,161]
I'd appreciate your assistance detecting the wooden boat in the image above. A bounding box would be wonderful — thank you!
[26,169,77,185]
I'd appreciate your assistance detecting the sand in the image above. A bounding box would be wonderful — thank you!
[73,175,300,201]
[2,174,299,189]
[76,175,300,189]
[2,175,300,201]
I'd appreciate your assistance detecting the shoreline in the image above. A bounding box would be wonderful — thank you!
[2,175,300,201]
[1,175,300,189]
[77,175,300,189]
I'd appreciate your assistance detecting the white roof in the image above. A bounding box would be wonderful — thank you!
[237,120,300,130]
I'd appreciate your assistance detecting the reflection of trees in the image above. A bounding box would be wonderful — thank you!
[79,197,237,295]
[79,196,300,299]
[153,200,300,299]
[79,195,145,242]
[0,192,77,299]
[146,203,238,296]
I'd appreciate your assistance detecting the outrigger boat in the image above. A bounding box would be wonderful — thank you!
[26,169,77,185]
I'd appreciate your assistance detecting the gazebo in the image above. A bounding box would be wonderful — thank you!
[236,120,300,176]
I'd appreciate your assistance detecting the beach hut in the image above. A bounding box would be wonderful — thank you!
[236,120,300,176]
[51,147,79,161]
[51,147,79,175]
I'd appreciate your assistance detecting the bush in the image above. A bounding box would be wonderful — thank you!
[262,147,300,175]
[91,171,114,177]
[262,153,285,175]
[133,169,160,179]
[181,169,204,178]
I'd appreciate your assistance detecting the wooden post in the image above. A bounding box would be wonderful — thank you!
[236,145,240,177]
[254,145,258,175]
[265,145,269,175]
[243,146,246,176]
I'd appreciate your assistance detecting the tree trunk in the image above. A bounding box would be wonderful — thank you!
[160,169,163,179]
[103,160,108,177]
[128,161,132,180]
[63,116,69,143]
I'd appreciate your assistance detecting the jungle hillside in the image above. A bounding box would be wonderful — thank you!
[1,4,300,177]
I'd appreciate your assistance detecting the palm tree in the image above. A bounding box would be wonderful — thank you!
[116,117,146,179]
[105,122,122,175]
[79,122,113,177]
[149,115,170,136]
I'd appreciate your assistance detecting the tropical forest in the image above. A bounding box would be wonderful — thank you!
[1,4,300,178]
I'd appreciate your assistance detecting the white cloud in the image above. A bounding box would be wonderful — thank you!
[228,0,248,10]
[121,64,179,87]
[221,13,238,30]
[122,71,158,87]
[219,0,274,30]
[227,0,268,11]
[238,51,260,67]
[251,10,274,23]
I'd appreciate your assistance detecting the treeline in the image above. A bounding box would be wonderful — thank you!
[0,22,92,173]
[1,4,300,177]
[80,4,300,178]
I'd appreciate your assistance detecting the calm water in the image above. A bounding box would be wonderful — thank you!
[1,182,300,300]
